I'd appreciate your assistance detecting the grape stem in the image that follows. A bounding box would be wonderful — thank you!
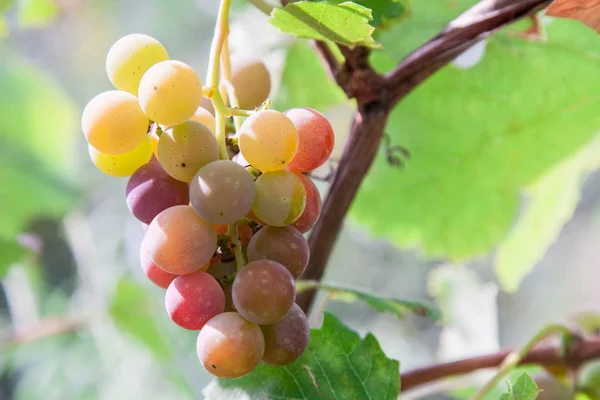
[228,222,246,272]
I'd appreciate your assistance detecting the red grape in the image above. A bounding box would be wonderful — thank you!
[285,108,334,172]
[247,226,309,279]
[140,242,177,289]
[261,303,309,366]
[291,173,322,234]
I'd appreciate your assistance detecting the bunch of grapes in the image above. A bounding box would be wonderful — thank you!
[82,33,335,378]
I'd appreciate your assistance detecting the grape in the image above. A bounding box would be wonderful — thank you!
[190,160,256,225]
[252,170,306,226]
[138,60,202,126]
[247,226,309,279]
[126,158,190,224]
[82,90,149,154]
[207,260,236,281]
[230,54,271,110]
[285,108,335,172]
[196,312,264,378]
[106,34,169,95]
[157,120,219,182]
[261,304,309,366]
[165,271,225,330]
[237,222,253,247]
[88,136,152,177]
[238,110,299,172]
[291,173,322,234]
[190,106,216,134]
[200,97,215,116]
[214,224,228,235]
[232,260,295,325]
[142,205,217,275]
[140,242,177,289]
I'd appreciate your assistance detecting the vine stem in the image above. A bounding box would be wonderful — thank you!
[228,222,246,272]
[220,37,245,131]
[470,324,573,400]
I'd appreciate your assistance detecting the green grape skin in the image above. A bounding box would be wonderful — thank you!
[138,60,202,126]
[238,110,299,172]
[247,225,309,279]
[261,303,309,366]
[190,106,216,134]
[196,312,264,378]
[82,90,149,154]
[252,170,306,226]
[230,54,271,110]
[88,136,152,177]
[106,33,169,95]
[142,205,217,275]
[157,120,219,182]
[232,260,295,325]
[190,160,256,225]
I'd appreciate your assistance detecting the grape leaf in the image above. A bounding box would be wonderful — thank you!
[109,278,170,359]
[546,0,600,33]
[203,313,400,400]
[273,40,347,112]
[296,280,440,320]
[17,0,58,28]
[499,373,541,400]
[351,19,600,259]
[0,237,29,278]
[268,1,381,48]
[329,0,410,28]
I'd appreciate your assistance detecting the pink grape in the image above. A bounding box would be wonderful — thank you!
[247,226,309,279]
[196,312,264,378]
[232,260,295,325]
[126,158,190,224]
[140,242,177,289]
[291,173,322,234]
[165,271,225,330]
[285,108,334,172]
[261,304,309,366]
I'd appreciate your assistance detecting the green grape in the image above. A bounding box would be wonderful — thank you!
[238,110,299,172]
[232,260,295,325]
[88,136,152,177]
[138,60,202,126]
[261,304,309,366]
[190,160,256,225]
[157,120,219,182]
[197,312,264,378]
[247,226,309,279]
[190,106,216,134]
[230,54,271,110]
[142,205,216,275]
[106,34,169,95]
[82,90,149,154]
[252,170,306,226]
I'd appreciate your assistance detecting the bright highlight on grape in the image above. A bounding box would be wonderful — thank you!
[82,31,334,379]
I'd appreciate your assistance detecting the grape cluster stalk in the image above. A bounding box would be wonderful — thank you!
[80,0,335,378]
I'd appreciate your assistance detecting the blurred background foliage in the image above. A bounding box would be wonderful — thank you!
[1,0,600,398]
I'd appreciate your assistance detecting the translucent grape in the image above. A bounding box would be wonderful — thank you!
[157,120,219,182]
[261,304,309,366]
[230,54,271,110]
[232,260,295,325]
[106,34,169,95]
[190,106,216,134]
[200,97,215,116]
[237,222,253,247]
[196,312,264,378]
[138,60,202,126]
[247,226,309,279]
[82,90,149,154]
[142,205,217,274]
[285,108,335,172]
[88,136,152,177]
[291,173,322,234]
[252,170,306,226]
[238,110,299,172]
[140,242,177,289]
[165,271,225,330]
[126,158,190,224]
[190,160,256,225]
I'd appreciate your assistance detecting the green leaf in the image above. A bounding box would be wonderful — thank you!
[203,313,400,399]
[0,0,14,13]
[109,278,170,360]
[0,238,29,278]
[495,136,600,292]
[352,19,600,259]
[17,0,58,28]
[500,373,541,400]
[273,40,347,112]
[296,280,440,320]
[329,0,409,28]
[268,1,381,48]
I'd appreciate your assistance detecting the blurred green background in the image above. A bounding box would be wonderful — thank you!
[2,0,600,398]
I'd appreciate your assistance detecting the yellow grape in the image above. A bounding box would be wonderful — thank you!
[138,60,202,126]
[252,170,306,226]
[157,120,219,182]
[238,110,298,172]
[82,90,149,154]
[200,97,215,116]
[88,136,152,177]
[190,106,216,134]
[230,54,271,110]
[106,34,169,95]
